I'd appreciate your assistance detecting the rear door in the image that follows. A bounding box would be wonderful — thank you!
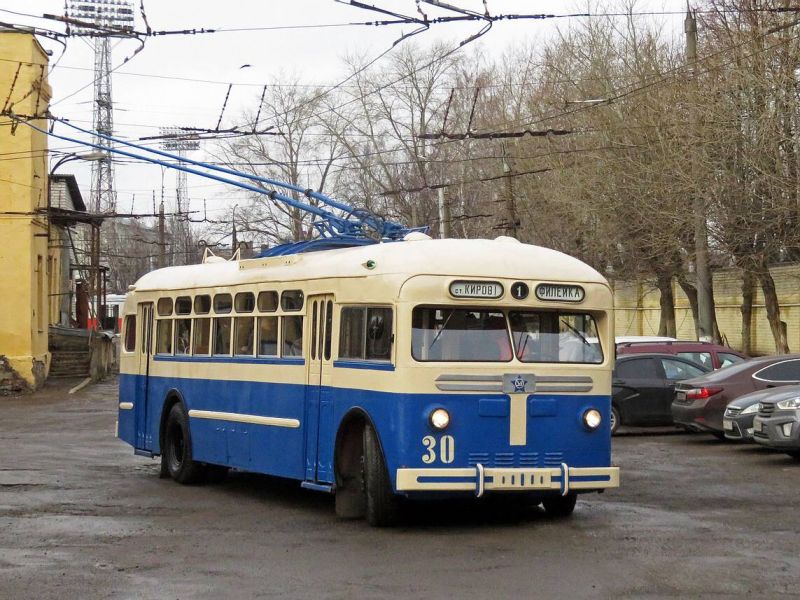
[135,302,154,450]
[613,357,664,425]
[304,295,335,483]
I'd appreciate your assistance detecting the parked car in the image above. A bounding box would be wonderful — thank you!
[752,384,800,459]
[611,353,710,434]
[617,340,746,371]
[723,388,775,442]
[672,355,800,438]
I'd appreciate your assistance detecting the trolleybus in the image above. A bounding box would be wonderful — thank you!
[117,234,619,525]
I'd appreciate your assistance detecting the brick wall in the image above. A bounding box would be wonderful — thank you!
[611,263,800,355]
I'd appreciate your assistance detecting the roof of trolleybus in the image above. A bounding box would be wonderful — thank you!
[127,237,610,297]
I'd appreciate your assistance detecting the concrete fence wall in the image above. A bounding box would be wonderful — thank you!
[612,263,800,355]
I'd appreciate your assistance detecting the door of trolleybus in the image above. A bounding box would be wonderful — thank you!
[136,302,154,451]
[305,295,335,482]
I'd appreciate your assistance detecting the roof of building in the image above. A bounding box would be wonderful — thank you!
[130,237,608,293]
[50,174,86,212]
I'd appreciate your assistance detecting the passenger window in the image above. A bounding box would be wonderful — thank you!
[257,291,278,312]
[156,319,173,354]
[213,318,232,355]
[339,306,392,361]
[175,296,192,315]
[174,319,192,355]
[660,358,704,380]
[214,294,232,314]
[234,317,255,355]
[677,352,713,370]
[718,352,744,368]
[755,360,800,383]
[193,318,211,355]
[257,316,279,356]
[235,292,255,313]
[123,315,136,352]
[282,315,303,356]
[194,295,211,314]
[157,297,173,316]
[616,358,658,380]
[324,301,333,361]
[281,290,304,311]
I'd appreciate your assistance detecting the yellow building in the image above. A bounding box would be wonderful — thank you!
[0,31,52,391]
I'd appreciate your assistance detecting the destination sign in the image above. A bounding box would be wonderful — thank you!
[535,283,585,303]
[449,280,504,299]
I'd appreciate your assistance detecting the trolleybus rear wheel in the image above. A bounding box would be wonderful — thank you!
[542,493,577,517]
[363,423,399,527]
[163,404,205,484]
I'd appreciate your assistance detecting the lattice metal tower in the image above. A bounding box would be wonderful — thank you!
[160,128,200,265]
[66,0,135,212]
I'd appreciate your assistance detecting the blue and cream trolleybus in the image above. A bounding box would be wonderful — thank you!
[117,233,619,525]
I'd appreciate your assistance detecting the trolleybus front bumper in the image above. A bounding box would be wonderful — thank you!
[396,464,619,496]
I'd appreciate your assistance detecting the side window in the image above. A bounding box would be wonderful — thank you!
[677,352,713,371]
[235,292,255,313]
[282,315,303,356]
[257,316,279,356]
[339,306,392,361]
[616,358,658,380]
[214,294,232,314]
[213,317,232,355]
[194,295,211,314]
[123,315,136,352]
[281,290,304,312]
[258,291,278,312]
[174,318,192,355]
[157,297,173,316]
[661,358,705,380]
[193,318,211,355]
[175,296,192,315]
[156,319,173,354]
[755,360,800,383]
[324,300,333,361]
[234,317,255,356]
[718,352,744,368]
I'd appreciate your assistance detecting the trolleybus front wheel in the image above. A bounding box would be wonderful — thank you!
[542,493,577,518]
[363,423,399,527]
[163,404,205,484]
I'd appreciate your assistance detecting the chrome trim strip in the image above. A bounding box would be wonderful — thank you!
[475,463,485,498]
[188,409,300,429]
[436,383,504,392]
[436,374,504,382]
[435,373,594,393]
[536,385,594,393]
[561,462,570,496]
[118,402,134,410]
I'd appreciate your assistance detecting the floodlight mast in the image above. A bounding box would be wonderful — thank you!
[160,127,200,266]
[65,0,135,213]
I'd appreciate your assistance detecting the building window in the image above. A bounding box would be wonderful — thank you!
[123,315,136,352]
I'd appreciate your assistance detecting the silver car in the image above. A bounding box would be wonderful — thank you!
[752,384,800,459]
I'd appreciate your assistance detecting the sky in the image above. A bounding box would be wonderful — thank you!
[5,0,690,236]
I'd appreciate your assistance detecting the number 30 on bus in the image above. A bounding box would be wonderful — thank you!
[117,235,619,526]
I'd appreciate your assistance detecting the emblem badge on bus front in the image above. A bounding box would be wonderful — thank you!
[503,374,535,394]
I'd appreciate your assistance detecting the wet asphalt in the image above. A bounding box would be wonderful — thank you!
[1,377,799,599]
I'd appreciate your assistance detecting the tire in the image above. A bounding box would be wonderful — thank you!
[163,404,205,484]
[787,450,800,460]
[610,406,621,435]
[542,493,578,518]
[712,431,727,441]
[363,423,399,527]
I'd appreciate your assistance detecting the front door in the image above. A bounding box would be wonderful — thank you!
[305,295,335,482]
[135,302,154,450]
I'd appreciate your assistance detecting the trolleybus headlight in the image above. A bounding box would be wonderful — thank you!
[430,408,451,430]
[583,408,602,430]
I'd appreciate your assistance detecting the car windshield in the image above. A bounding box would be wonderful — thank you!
[509,311,603,364]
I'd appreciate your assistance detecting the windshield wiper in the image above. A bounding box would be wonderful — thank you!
[560,319,590,346]
[429,310,455,349]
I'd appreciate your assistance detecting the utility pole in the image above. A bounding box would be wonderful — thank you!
[160,127,199,266]
[502,145,519,238]
[437,187,451,238]
[158,200,166,269]
[686,7,715,342]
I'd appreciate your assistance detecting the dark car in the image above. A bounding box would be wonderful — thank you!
[723,388,775,442]
[752,385,800,458]
[611,354,710,434]
[617,340,746,371]
[672,355,800,438]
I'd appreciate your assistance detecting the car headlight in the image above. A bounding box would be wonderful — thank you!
[741,403,759,415]
[583,408,602,430]
[776,397,800,410]
[429,408,450,430]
